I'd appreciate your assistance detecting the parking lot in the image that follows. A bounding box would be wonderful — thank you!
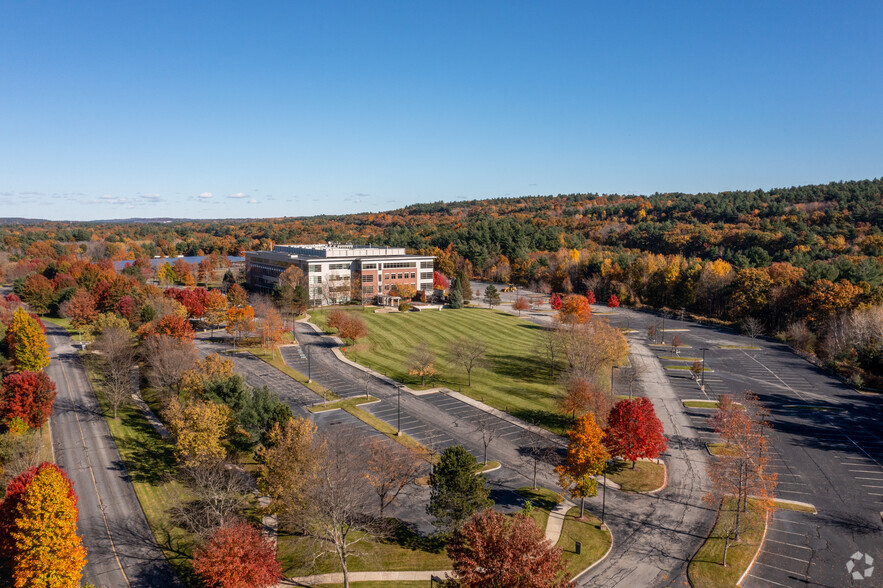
[609,308,883,588]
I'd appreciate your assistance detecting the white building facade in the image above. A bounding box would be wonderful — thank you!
[245,244,435,306]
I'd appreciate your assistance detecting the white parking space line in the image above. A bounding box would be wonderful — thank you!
[768,528,806,538]
[765,552,810,565]
[746,573,793,587]
[754,561,806,576]
[765,539,811,550]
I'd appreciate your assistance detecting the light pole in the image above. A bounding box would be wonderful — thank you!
[307,343,312,383]
[700,347,708,390]
[661,314,666,344]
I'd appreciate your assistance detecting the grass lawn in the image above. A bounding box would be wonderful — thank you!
[683,400,720,409]
[277,519,449,576]
[606,460,666,492]
[307,396,379,413]
[310,307,574,434]
[81,355,201,587]
[773,500,817,514]
[557,508,612,578]
[706,443,741,457]
[688,499,767,588]
[515,486,564,531]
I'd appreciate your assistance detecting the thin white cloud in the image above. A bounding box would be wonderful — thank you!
[198,192,213,199]
[99,195,129,205]
[227,192,248,199]
[248,199,259,204]
[140,193,163,202]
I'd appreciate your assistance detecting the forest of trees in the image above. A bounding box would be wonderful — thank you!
[0,178,881,385]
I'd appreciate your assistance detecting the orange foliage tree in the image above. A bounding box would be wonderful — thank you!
[555,413,609,518]
[0,463,86,588]
[226,305,255,346]
[192,522,282,588]
[448,508,573,588]
[559,294,592,324]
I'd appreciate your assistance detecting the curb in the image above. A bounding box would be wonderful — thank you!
[737,509,770,587]
[645,460,668,494]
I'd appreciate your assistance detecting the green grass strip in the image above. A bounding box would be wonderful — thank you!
[688,499,767,588]
[307,396,379,413]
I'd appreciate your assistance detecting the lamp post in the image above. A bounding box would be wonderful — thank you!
[661,314,666,344]
[307,344,312,383]
[609,364,618,403]
[700,347,708,390]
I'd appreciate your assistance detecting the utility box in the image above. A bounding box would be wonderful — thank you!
[575,541,582,555]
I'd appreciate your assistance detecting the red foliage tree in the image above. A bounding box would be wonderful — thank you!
[0,371,57,430]
[607,294,620,308]
[585,290,596,304]
[166,288,206,318]
[192,522,282,588]
[337,315,368,344]
[448,508,573,588]
[549,293,562,311]
[115,295,139,326]
[433,271,451,290]
[604,397,667,468]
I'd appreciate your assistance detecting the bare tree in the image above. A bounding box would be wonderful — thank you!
[173,459,254,537]
[93,327,135,418]
[407,342,436,386]
[556,320,629,382]
[447,338,488,387]
[741,317,763,339]
[143,335,198,400]
[289,432,382,588]
[532,325,561,380]
[476,415,500,465]
[520,430,559,490]
[0,431,42,487]
[365,437,425,516]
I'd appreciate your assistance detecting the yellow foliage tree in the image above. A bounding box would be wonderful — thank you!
[5,308,50,373]
[164,398,232,466]
[2,463,87,588]
[226,305,255,346]
[258,417,324,516]
[180,353,235,398]
[555,413,609,518]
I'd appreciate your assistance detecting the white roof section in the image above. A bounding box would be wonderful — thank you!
[273,244,407,258]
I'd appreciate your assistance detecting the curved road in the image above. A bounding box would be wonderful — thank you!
[47,325,179,588]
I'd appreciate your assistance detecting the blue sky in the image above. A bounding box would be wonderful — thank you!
[0,1,880,221]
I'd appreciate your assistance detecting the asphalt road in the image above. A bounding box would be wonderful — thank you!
[210,320,715,586]
[47,325,180,588]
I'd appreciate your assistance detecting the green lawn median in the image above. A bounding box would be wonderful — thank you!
[606,460,666,492]
[688,498,767,588]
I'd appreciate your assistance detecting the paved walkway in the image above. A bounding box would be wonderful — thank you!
[544,499,576,543]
